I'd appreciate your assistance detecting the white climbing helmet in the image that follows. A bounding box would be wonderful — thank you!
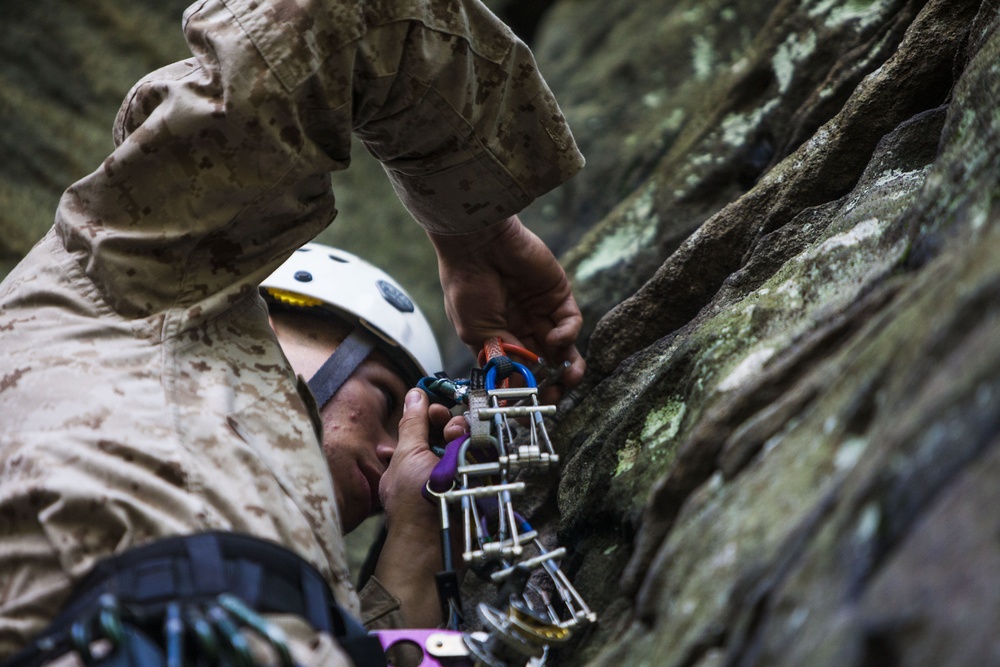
[261,243,442,383]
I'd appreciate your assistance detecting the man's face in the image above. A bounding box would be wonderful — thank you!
[270,311,409,533]
[314,356,408,532]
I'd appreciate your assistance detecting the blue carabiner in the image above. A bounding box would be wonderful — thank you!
[484,361,537,391]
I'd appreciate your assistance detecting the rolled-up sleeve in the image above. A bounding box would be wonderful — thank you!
[219,0,584,234]
[348,2,585,234]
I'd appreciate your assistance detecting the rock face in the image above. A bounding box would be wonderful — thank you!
[0,1,192,275]
[3,1,1000,666]
[545,0,1000,665]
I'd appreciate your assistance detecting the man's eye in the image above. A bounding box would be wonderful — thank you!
[381,389,396,419]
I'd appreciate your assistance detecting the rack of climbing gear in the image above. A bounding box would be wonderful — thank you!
[382,337,595,667]
[7,591,302,667]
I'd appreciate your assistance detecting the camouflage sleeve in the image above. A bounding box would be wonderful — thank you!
[56,0,580,321]
[357,575,406,630]
[215,0,585,234]
[348,2,586,235]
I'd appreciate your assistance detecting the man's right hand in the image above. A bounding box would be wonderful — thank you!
[428,215,585,403]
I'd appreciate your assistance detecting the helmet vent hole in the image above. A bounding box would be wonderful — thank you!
[294,271,313,282]
[328,253,349,263]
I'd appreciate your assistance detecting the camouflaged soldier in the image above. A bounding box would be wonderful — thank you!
[0,0,584,664]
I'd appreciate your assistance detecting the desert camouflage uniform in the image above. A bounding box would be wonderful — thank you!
[0,0,583,662]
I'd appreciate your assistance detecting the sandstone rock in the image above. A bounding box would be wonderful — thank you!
[0,1,191,274]
[545,0,1000,664]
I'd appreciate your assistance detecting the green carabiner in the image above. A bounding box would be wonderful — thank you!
[97,594,126,648]
[217,594,294,667]
[206,603,254,667]
[184,606,220,663]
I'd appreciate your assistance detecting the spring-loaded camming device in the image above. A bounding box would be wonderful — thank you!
[400,337,595,667]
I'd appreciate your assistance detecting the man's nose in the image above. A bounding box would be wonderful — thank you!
[376,439,396,467]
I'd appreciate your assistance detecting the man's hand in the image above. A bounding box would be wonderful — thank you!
[375,389,466,627]
[428,215,585,399]
[379,394,465,527]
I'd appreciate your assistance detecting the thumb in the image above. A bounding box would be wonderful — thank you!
[395,389,430,456]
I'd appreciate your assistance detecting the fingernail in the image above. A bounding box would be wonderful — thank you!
[405,389,423,409]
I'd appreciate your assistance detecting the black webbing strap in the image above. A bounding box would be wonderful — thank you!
[307,329,377,409]
[185,531,226,595]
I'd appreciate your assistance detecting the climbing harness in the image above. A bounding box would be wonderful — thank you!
[379,338,596,667]
[0,532,386,667]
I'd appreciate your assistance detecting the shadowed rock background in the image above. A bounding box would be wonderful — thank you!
[3,0,1000,665]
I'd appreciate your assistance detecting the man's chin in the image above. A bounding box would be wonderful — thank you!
[334,464,382,533]
[340,502,369,534]
[335,489,368,534]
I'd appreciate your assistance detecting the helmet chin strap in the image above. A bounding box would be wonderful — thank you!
[307,329,377,409]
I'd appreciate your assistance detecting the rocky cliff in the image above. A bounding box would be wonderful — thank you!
[546,0,1000,665]
[3,1,1000,665]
